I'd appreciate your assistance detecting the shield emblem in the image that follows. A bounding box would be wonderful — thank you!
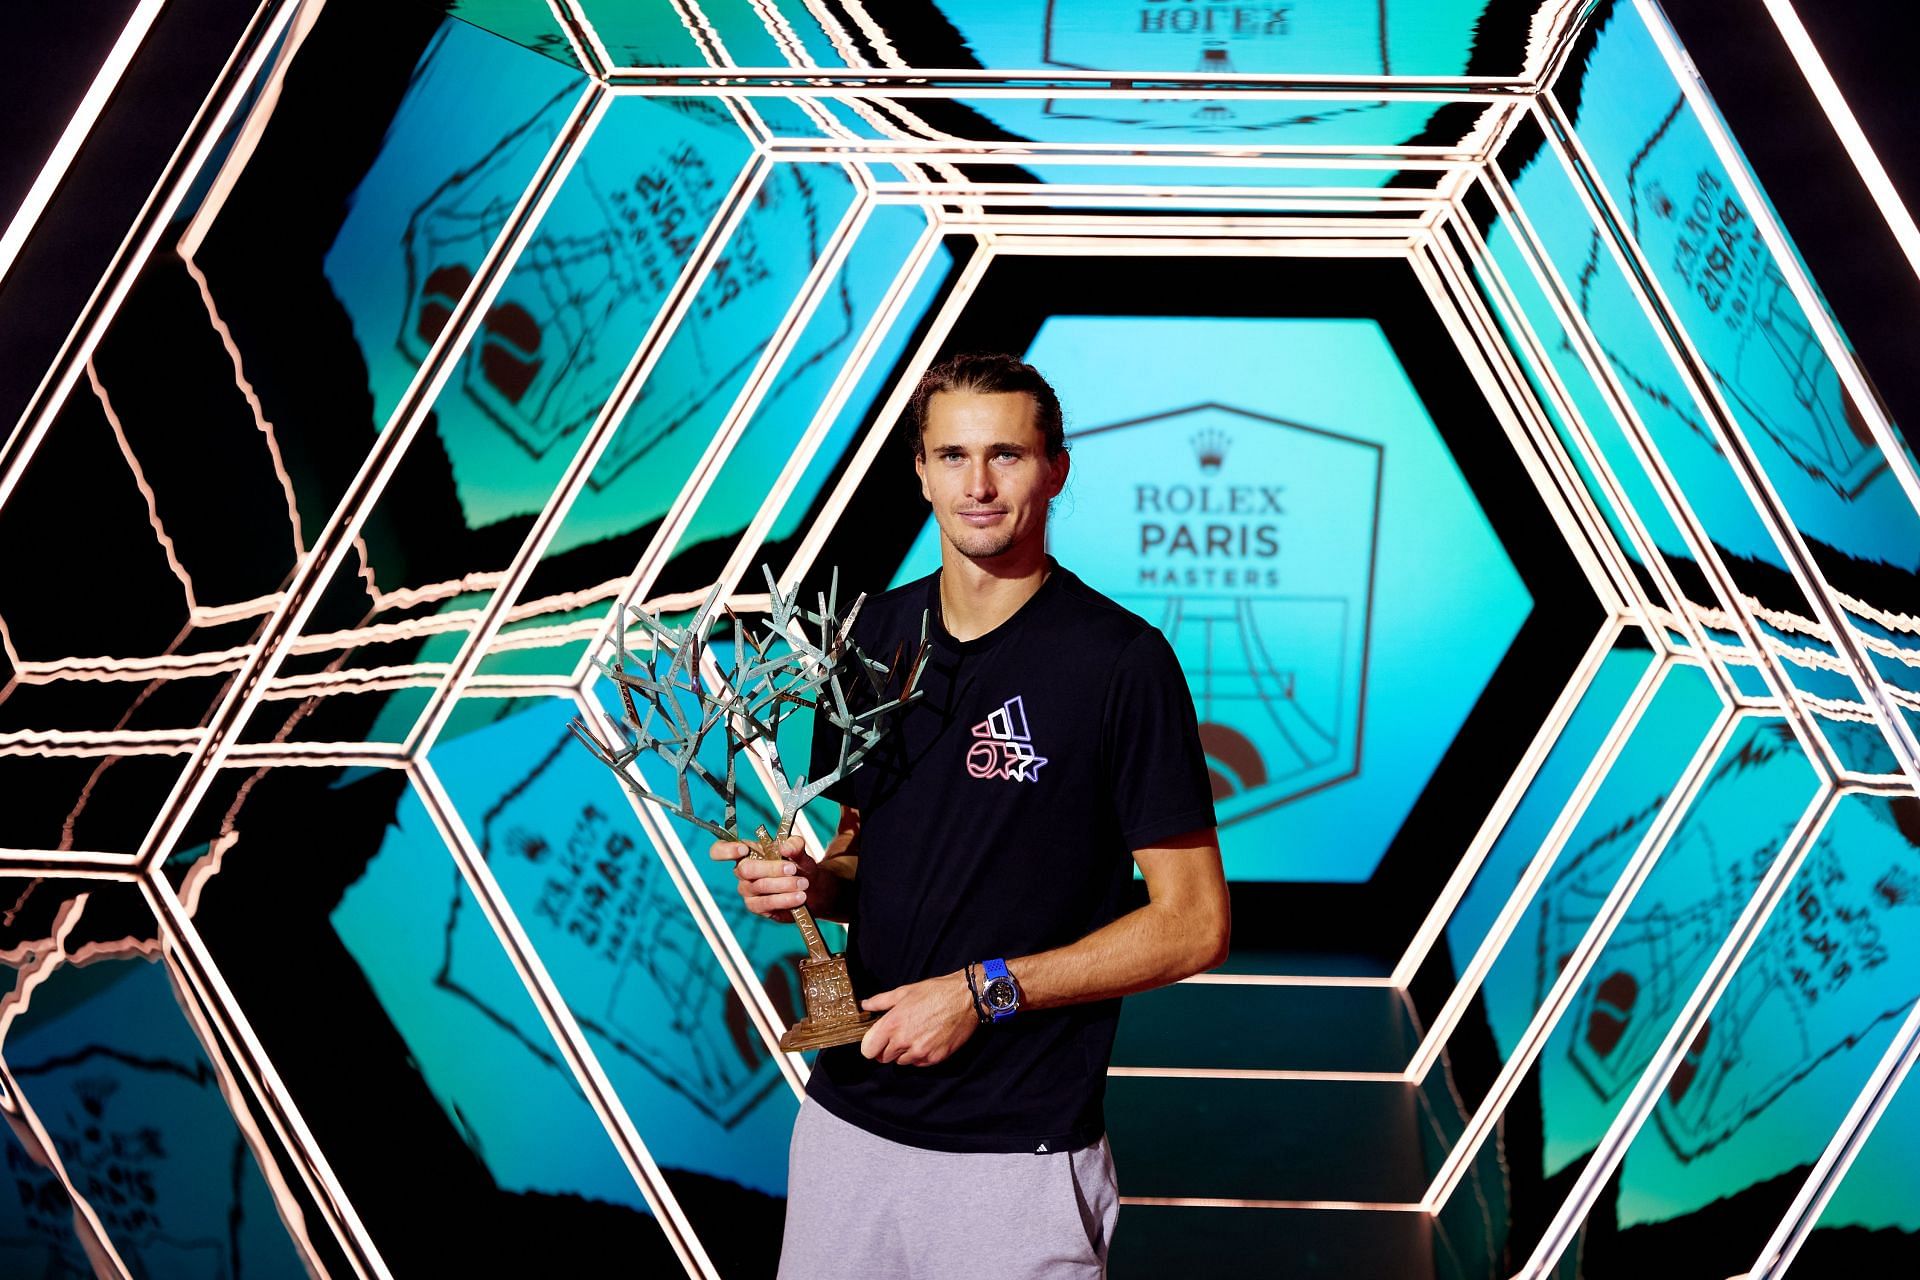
[1052,402,1381,824]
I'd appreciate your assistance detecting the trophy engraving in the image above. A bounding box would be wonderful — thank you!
[572,567,927,1052]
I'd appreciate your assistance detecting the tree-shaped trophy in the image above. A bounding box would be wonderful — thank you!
[572,568,927,1051]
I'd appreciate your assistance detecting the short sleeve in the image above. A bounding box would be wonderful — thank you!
[1102,628,1218,850]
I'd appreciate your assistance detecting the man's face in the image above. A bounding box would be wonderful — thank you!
[915,390,1069,563]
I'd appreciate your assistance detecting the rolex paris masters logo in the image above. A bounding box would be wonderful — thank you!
[1052,402,1381,826]
[967,696,1049,782]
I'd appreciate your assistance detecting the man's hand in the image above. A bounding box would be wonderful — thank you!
[858,970,979,1067]
[709,835,818,923]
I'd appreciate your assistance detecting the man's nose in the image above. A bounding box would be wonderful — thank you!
[965,462,996,499]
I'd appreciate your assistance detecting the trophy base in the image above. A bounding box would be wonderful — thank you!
[779,1010,877,1052]
[778,951,874,1052]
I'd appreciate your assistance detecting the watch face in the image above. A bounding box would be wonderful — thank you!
[985,978,1017,1011]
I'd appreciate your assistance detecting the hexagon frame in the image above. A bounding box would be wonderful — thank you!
[1,1,1918,1277]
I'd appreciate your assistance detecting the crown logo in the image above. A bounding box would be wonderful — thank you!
[1192,428,1231,473]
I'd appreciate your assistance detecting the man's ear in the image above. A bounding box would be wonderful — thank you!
[1048,449,1070,500]
[914,448,929,502]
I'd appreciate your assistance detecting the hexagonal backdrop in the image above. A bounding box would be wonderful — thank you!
[1,0,1918,1277]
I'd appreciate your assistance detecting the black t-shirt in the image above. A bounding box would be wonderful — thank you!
[804,559,1216,1154]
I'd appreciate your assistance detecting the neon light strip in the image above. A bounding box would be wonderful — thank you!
[870,181,1448,203]
[778,243,992,591]
[608,84,1524,106]
[745,0,813,66]
[1519,784,1840,1277]
[90,361,201,609]
[831,0,905,66]
[1419,224,1651,627]
[0,908,140,1280]
[988,238,1415,258]
[1118,1195,1428,1212]
[601,216,945,678]
[765,138,1482,164]
[1539,104,1868,681]
[1409,235,1633,614]
[537,177,896,690]
[221,745,410,766]
[605,68,1534,94]
[570,691,809,1094]
[1387,621,1623,990]
[0,851,139,876]
[1536,97,1912,782]
[672,2,789,161]
[0,728,201,755]
[1527,0,1605,87]
[1423,706,1738,1210]
[1404,653,1672,1085]
[667,0,728,68]
[549,0,613,78]
[177,254,307,559]
[12,899,337,1276]
[131,82,607,873]
[409,762,721,1280]
[1467,170,1746,695]
[531,191,877,684]
[910,183,1450,208]
[872,185,1444,209]
[1107,1067,1408,1083]
[0,0,171,291]
[933,214,1430,235]
[0,0,301,515]
[1459,173,1751,690]
[778,150,1474,172]
[405,154,778,757]
[1494,131,1830,755]
[1833,773,1915,795]
[173,0,328,263]
[140,934,335,1277]
[1640,0,1920,518]
[545,0,604,77]
[1540,84,1920,786]
[1750,993,1920,1277]
[793,0,865,68]
[139,873,391,1278]
[0,894,89,1032]
[1178,973,1397,988]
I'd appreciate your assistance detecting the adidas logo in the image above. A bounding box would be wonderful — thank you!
[965,696,1050,782]
[1035,1142,1050,1153]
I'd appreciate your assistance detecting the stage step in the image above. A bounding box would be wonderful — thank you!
[1113,980,1420,1074]
[1105,1076,1426,1203]
[1110,1204,1434,1280]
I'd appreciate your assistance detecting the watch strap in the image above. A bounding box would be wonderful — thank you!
[982,957,1017,1022]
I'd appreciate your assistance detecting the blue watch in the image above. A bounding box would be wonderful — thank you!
[980,957,1020,1023]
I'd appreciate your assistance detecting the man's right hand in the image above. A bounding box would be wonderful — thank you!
[710,835,820,923]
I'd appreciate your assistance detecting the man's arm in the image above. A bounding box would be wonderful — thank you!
[710,803,862,924]
[857,825,1230,1066]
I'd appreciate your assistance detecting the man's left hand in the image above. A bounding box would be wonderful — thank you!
[857,970,978,1067]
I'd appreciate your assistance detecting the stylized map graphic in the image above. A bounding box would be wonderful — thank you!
[447,726,792,1131]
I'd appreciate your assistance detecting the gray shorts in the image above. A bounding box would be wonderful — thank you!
[777,1098,1120,1279]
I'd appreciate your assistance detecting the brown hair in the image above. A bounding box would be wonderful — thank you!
[905,352,1066,460]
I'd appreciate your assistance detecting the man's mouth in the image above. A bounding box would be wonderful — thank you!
[958,509,1007,525]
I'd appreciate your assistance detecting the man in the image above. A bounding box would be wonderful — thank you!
[711,352,1230,1278]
